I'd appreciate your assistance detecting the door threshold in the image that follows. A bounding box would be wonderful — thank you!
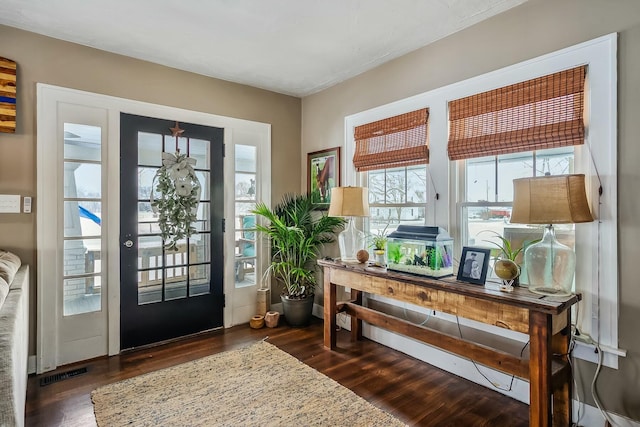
[120,327,225,354]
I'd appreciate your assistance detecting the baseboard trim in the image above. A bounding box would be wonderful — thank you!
[575,400,640,427]
[271,302,283,314]
[28,355,36,374]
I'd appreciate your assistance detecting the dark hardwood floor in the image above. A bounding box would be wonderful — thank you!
[26,318,528,426]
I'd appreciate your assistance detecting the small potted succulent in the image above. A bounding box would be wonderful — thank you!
[481,231,527,286]
[370,225,389,267]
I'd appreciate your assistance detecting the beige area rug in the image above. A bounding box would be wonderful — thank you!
[91,340,406,427]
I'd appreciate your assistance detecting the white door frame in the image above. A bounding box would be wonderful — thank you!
[37,84,271,373]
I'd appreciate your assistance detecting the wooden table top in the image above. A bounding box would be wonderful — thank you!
[318,258,580,315]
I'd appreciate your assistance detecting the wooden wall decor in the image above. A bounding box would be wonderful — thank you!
[0,57,17,133]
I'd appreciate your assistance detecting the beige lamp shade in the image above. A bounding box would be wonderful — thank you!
[328,187,370,217]
[511,174,593,224]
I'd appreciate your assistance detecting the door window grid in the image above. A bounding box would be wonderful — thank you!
[234,145,258,287]
[62,123,103,316]
[136,132,212,304]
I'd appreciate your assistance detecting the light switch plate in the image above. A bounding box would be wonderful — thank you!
[0,195,21,213]
[23,196,32,213]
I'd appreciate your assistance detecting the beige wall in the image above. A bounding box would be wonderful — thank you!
[0,25,301,351]
[302,0,640,420]
[2,0,639,418]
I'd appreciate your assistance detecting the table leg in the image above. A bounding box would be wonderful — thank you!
[323,268,336,349]
[552,311,572,426]
[350,289,362,342]
[529,311,552,427]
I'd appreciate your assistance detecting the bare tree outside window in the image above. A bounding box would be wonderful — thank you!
[367,165,427,237]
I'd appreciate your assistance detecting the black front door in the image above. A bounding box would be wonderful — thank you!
[120,113,224,349]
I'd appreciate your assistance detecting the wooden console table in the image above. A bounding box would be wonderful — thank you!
[319,259,580,427]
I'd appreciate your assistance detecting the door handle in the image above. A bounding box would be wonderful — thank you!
[123,240,134,248]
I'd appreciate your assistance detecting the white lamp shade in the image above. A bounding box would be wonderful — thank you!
[328,187,369,263]
[328,187,370,217]
[511,174,593,225]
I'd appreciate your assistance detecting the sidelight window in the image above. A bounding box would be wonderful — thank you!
[62,123,103,316]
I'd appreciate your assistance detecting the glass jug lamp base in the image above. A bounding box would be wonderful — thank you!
[524,225,576,297]
[528,285,572,297]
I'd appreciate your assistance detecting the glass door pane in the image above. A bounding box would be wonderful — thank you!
[62,123,103,316]
[235,145,257,287]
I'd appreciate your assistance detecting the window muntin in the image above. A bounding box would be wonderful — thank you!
[461,146,575,283]
[366,165,427,237]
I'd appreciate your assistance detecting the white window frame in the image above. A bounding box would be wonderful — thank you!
[344,33,620,370]
[224,132,272,326]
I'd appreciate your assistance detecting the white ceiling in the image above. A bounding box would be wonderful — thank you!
[0,0,526,97]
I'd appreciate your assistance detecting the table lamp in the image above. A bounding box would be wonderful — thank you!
[510,174,593,296]
[328,187,370,263]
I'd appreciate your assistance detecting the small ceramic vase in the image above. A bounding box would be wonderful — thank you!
[264,311,280,328]
[249,314,265,329]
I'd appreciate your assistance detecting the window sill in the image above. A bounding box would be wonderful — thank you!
[572,340,625,369]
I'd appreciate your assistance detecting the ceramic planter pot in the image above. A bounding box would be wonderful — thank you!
[249,315,265,329]
[281,294,314,327]
[494,259,520,286]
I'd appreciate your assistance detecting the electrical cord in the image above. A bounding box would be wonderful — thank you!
[570,325,618,427]
[592,341,617,426]
[454,315,528,392]
[403,303,431,326]
[335,311,349,331]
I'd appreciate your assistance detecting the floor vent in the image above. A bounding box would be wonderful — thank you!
[39,367,88,386]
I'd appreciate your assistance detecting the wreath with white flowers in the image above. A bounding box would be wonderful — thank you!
[151,151,201,251]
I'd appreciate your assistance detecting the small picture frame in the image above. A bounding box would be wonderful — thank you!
[457,247,491,285]
[307,147,340,209]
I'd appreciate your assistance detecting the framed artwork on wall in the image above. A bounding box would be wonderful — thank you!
[457,246,491,285]
[0,57,17,133]
[307,147,340,209]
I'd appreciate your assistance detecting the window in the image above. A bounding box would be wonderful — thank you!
[352,108,430,238]
[63,123,103,316]
[367,165,427,236]
[234,144,258,287]
[460,146,576,283]
[345,34,618,367]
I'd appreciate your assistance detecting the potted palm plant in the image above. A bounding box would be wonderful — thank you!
[252,194,345,326]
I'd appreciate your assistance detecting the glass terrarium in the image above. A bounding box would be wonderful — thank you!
[386,225,454,278]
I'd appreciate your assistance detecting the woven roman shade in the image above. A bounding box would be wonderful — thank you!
[353,108,429,171]
[447,66,586,160]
